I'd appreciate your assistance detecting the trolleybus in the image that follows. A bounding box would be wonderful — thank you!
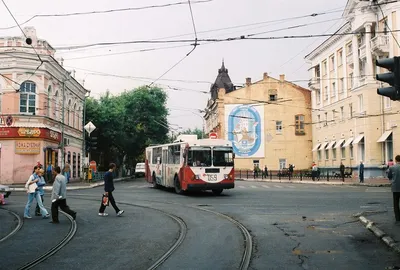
[145,135,235,195]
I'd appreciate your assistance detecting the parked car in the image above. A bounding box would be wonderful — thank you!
[135,162,145,178]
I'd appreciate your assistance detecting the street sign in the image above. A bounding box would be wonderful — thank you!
[84,121,96,136]
[209,132,218,139]
[90,160,97,173]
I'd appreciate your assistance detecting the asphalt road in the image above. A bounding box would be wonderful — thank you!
[1,178,400,270]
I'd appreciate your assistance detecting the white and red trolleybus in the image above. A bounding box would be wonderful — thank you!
[145,135,235,195]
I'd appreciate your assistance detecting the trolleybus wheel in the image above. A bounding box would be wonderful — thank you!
[212,189,223,195]
[174,176,184,195]
[152,173,159,189]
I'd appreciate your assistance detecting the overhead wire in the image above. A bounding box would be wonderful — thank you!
[0,0,213,30]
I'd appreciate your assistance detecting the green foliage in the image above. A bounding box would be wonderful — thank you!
[85,86,169,168]
[178,128,205,140]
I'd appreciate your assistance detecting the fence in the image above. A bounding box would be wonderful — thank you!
[234,168,355,182]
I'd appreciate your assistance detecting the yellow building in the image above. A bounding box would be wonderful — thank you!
[204,66,312,170]
[305,0,400,178]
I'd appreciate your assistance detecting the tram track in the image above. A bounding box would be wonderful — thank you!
[69,194,253,270]
[18,211,77,270]
[0,207,23,243]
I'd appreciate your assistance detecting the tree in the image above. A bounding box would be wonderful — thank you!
[178,128,205,140]
[85,86,169,169]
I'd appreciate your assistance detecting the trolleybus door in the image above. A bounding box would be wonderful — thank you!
[162,148,168,186]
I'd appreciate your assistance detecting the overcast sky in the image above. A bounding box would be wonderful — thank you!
[0,0,347,131]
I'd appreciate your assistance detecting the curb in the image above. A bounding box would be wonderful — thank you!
[358,215,399,253]
[236,178,391,187]
[8,177,132,192]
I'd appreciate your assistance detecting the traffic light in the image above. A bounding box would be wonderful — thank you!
[376,56,400,100]
[91,137,98,150]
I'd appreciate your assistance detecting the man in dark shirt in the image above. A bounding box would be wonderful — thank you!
[98,163,124,217]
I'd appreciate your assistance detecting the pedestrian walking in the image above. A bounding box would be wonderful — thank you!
[311,162,318,181]
[35,169,47,216]
[46,163,53,183]
[340,162,345,181]
[387,155,400,223]
[359,161,364,183]
[50,166,76,223]
[264,165,268,178]
[63,162,71,183]
[98,163,124,217]
[24,166,50,219]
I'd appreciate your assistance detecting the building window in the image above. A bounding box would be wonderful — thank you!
[54,91,59,120]
[347,42,352,54]
[349,103,353,118]
[323,61,327,75]
[325,149,329,160]
[350,144,354,159]
[73,103,77,128]
[338,50,343,66]
[324,86,328,100]
[358,94,364,112]
[332,148,337,160]
[330,55,335,70]
[317,115,321,128]
[386,134,393,162]
[331,82,336,97]
[67,100,71,125]
[316,90,321,104]
[276,121,282,134]
[325,112,328,125]
[20,81,36,114]
[269,94,277,101]
[340,78,344,93]
[295,114,305,135]
[279,159,286,169]
[340,106,344,121]
[317,150,321,161]
[349,73,354,89]
[78,106,81,130]
[47,86,52,117]
[341,146,346,159]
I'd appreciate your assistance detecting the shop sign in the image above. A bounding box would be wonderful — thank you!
[15,141,41,155]
[18,128,41,137]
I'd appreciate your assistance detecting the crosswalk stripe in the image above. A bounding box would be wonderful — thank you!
[274,185,283,188]
[288,185,295,188]
[238,186,245,188]
[250,185,257,188]
[262,185,270,189]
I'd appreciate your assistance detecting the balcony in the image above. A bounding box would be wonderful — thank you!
[346,52,353,65]
[308,77,320,90]
[371,34,389,55]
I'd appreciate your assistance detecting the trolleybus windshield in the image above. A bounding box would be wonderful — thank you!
[212,147,234,167]
[188,146,211,167]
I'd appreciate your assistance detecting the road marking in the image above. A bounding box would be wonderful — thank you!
[261,185,270,189]
[238,186,246,189]
[288,185,295,188]
[250,185,257,188]
[274,185,283,188]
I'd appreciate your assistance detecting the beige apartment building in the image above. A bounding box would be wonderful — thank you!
[204,64,312,170]
[305,0,400,178]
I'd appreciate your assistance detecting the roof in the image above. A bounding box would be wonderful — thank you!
[210,60,235,99]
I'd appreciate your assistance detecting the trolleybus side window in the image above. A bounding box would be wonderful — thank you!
[213,147,234,167]
[167,145,181,164]
[152,147,162,164]
[188,146,211,167]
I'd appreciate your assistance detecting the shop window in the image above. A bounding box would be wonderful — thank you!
[20,81,36,114]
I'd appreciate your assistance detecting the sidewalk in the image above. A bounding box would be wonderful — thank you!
[8,176,133,191]
[355,205,400,255]
[236,177,391,187]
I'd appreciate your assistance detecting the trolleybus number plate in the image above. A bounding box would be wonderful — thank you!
[207,174,218,182]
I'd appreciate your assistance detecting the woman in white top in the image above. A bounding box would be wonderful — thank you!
[24,166,50,219]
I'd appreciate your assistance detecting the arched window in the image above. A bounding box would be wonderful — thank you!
[54,91,59,120]
[73,103,77,128]
[20,81,36,114]
[67,99,71,125]
[47,85,52,117]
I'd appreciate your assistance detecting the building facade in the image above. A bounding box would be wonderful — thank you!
[305,0,400,178]
[0,27,87,184]
[205,68,312,170]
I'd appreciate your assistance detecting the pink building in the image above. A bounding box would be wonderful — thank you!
[0,27,87,184]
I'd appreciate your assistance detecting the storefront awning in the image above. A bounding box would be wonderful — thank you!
[312,143,321,152]
[326,141,336,150]
[343,137,354,147]
[352,134,364,144]
[377,130,392,143]
[335,139,345,148]
[319,142,329,150]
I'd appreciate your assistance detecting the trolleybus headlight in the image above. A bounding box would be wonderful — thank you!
[192,175,200,180]
[224,174,228,179]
